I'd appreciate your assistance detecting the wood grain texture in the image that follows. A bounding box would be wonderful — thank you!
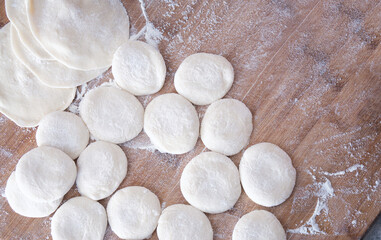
[0,0,380,239]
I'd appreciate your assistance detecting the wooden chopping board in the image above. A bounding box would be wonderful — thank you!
[0,0,380,239]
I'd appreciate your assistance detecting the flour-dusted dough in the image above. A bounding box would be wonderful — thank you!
[180,152,241,214]
[15,146,76,202]
[5,172,62,218]
[157,204,213,240]
[144,93,199,154]
[201,99,252,156]
[113,40,166,96]
[27,0,130,70]
[232,210,286,240]
[174,53,234,105]
[80,86,144,144]
[5,0,53,60]
[239,142,296,207]
[0,24,75,127]
[36,111,89,159]
[107,186,161,239]
[76,141,127,200]
[11,26,107,88]
[51,196,107,240]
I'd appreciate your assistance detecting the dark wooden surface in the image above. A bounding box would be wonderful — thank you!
[0,0,380,239]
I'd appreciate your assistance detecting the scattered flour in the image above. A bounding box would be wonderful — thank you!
[319,164,365,177]
[135,0,164,48]
[288,176,335,235]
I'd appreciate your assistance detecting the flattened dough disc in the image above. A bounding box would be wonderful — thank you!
[180,151,241,213]
[11,26,106,88]
[157,204,213,240]
[5,0,53,60]
[239,142,296,207]
[51,196,107,240]
[0,24,75,127]
[232,210,286,240]
[27,0,130,70]
[5,172,62,218]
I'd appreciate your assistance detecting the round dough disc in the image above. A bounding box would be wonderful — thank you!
[174,53,234,105]
[36,111,89,159]
[180,151,241,213]
[5,0,53,60]
[157,204,213,240]
[144,93,199,154]
[239,142,296,207]
[27,0,130,70]
[15,146,77,202]
[107,186,161,239]
[76,141,127,200]
[201,99,252,156]
[51,196,107,240]
[11,26,107,88]
[112,40,166,96]
[232,210,286,240]
[0,24,75,127]
[80,86,144,144]
[5,172,62,218]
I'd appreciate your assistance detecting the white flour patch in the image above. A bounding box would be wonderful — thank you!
[0,188,5,198]
[0,148,12,158]
[319,164,365,177]
[122,133,156,153]
[288,177,334,235]
[135,0,164,48]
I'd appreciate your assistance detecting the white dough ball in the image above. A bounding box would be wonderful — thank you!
[239,142,296,207]
[107,186,161,240]
[36,111,89,159]
[180,151,241,213]
[157,204,213,240]
[5,172,62,218]
[76,141,127,200]
[15,146,76,202]
[174,53,234,105]
[51,196,107,240]
[201,99,252,156]
[232,210,286,240]
[80,86,144,144]
[112,40,166,96]
[144,93,199,154]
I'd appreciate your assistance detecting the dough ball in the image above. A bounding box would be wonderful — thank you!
[76,141,127,200]
[239,142,296,207]
[15,146,76,202]
[0,23,75,127]
[180,151,241,213]
[201,99,252,156]
[113,40,166,96]
[174,53,234,105]
[107,186,161,239]
[144,93,199,154]
[5,172,62,218]
[10,26,107,88]
[36,111,89,159]
[157,204,213,240]
[27,0,129,70]
[5,0,53,60]
[51,196,107,240]
[80,86,144,144]
[232,210,286,240]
